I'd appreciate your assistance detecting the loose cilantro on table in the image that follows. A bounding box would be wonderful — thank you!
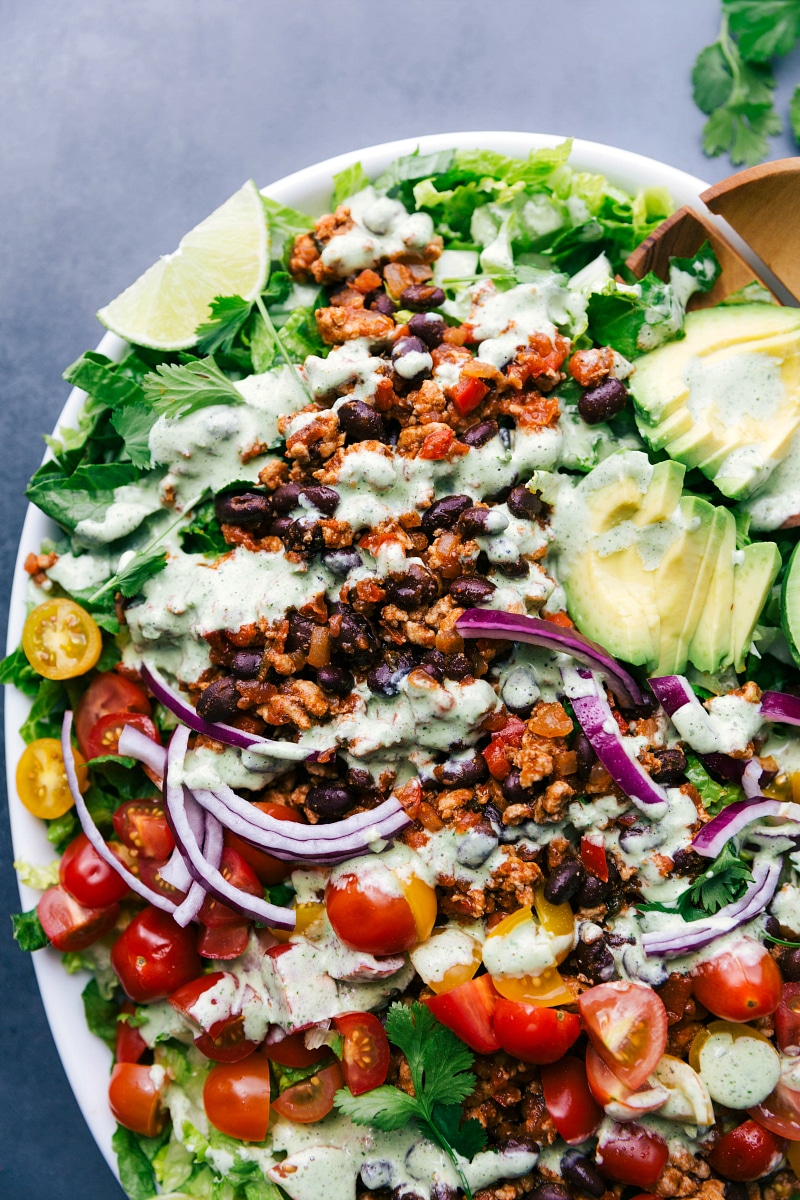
[639,843,753,922]
[335,1001,486,1200]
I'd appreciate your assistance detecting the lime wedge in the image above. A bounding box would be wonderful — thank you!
[97,180,269,350]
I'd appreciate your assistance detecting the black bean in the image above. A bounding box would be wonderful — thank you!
[430,1183,458,1200]
[285,613,314,653]
[530,1186,570,1200]
[391,334,428,361]
[321,547,362,577]
[439,753,488,787]
[384,564,437,610]
[724,1184,749,1200]
[368,292,396,316]
[460,419,499,448]
[578,377,629,425]
[329,602,380,666]
[214,490,272,529]
[287,517,324,556]
[501,769,534,805]
[671,847,705,877]
[301,485,340,515]
[384,418,401,446]
[544,860,585,905]
[196,677,240,723]
[271,483,303,513]
[576,874,609,907]
[408,312,447,348]
[456,507,493,537]
[316,665,354,695]
[338,400,385,444]
[305,784,356,818]
[507,485,542,520]
[347,766,375,790]
[367,651,415,697]
[650,746,687,784]
[573,730,594,782]
[571,937,616,982]
[418,657,445,683]
[400,284,446,311]
[456,820,499,868]
[561,1151,605,1198]
[230,650,262,679]
[420,494,472,538]
[781,947,800,981]
[496,557,528,579]
[268,515,295,539]
[448,576,496,606]
[764,915,781,938]
[444,653,472,681]
[620,688,659,718]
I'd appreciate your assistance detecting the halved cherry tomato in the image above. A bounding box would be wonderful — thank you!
[168,971,259,1062]
[199,849,263,929]
[22,598,102,680]
[493,998,580,1064]
[203,1054,272,1141]
[451,376,489,416]
[37,884,119,951]
[597,1123,669,1188]
[776,982,800,1055]
[578,981,667,1091]
[111,906,201,1002]
[334,1012,390,1095]
[197,922,250,960]
[750,1081,800,1141]
[113,800,174,861]
[707,1119,786,1181]
[481,716,526,781]
[693,940,782,1022]
[325,866,435,956]
[108,1063,166,1138]
[169,972,231,1027]
[16,737,87,819]
[85,711,161,762]
[137,857,187,903]
[59,832,130,907]
[75,672,151,758]
[115,1002,147,1065]
[271,1061,344,1124]
[263,1032,329,1069]
[195,1018,258,1064]
[585,1043,668,1119]
[581,835,609,882]
[541,1056,603,1145]
[224,801,304,886]
[423,974,500,1054]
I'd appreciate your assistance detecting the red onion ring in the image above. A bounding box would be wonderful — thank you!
[117,723,167,780]
[692,796,800,858]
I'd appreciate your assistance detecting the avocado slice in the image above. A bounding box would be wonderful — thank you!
[688,508,736,673]
[652,496,721,675]
[732,542,782,671]
[781,542,800,670]
[631,304,800,500]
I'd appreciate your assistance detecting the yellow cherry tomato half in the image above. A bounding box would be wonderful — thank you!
[484,904,576,1007]
[16,737,88,819]
[270,902,325,945]
[688,1019,774,1073]
[22,599,102,680]
[400,874,437,944]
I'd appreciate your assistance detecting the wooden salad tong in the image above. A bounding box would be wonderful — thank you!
[625,157,800,306]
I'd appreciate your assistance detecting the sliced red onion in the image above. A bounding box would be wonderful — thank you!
[117,723,167,780]
[165,726,295,930]
[208,779,409,845]
[692,797,800,858]
[173,796,210,927]
[61,712,178,914]
[142,663,311,759]
[561,666,668,815]
[699,751,774,790]
[642,856,781,957]
[761,690,800,726]
[457,608,646,708]
[741,758,763,800]
[648,675,696,716]
[160,845,193,893]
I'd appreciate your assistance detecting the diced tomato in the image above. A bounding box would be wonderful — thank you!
[199,849,263,928]
[224,801,304,886]
[271,1062,344,1124]
[419,426,455,460]
[75,672,151,758]
[115,1001,148,1065]
[580,835,609,882]
[111,906,201,1002]
[108,1063,166,1138]
[203,1055,272,1141]
[59,832,130,907]
[263,1032,329,1069]
[693,940,782,1022]
[451,376,489,416]
[541,1056,603,1145]
[113,800,174,861]
[656,973,694,1024]
[597,1123,669,1188]
[481,716,526,781]
[423,974,500,1055]
[578,981,667,1091]
[85,711,161,761]
[197,922,250,961]
[707,1120,786,1181]
[334,1012,390,1095]
[776,982,800,1055]
[541,611,574,628]
[37,884,119,952]
[493,999,580,1064]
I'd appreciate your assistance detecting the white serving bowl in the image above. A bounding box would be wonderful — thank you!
[4,130,710,1185]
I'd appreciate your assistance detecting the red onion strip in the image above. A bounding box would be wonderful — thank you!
[692,797,800,858]
[117,723,167,780]
[165,726,295,930]
[173,798,210,928]
[648,675,696,716]
[761,691,800,726]
[61,712,178,914]
[160,844,193,893]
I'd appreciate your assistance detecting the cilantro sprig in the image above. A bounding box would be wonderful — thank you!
[639,842,753,922]
[335,1002,486,1200]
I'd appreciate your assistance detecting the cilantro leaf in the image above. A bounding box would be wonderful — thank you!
[792,84,800,141]
[639,843,752,922]
[432,1103,488,1161]
[685,753,744,814]
[142,356,243,418]
[109,401,159,469]
[194,294,254,355]
[115,545,168,598]
[332,161,371,206]
[11,909,49,952]
[81,977,119,1049]
[336,1084,419,1131]
[724,0,800,62]
[179,498,228,557]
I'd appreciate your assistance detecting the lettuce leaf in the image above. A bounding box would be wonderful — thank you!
[331,161,371,206]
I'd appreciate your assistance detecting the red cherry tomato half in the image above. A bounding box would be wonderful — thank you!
[113,800,174,861]
[37,884,119,952]
[493,998,580,1064]
[115,1001,148,1065]
[109,1063,166,1138]
[597,1123,669,1188]
[334,1012,390,1095]
[137,857,187,904]
[271,1061,344,1124]
[168,971,259,1062]
[263,1032,330,1069]
[199,848,262,929]
[85,711,161,762]
[693,941,782,1022]
[111,906,202,1002]
[749,1080,800,1141]
[195,1018,258,1064]
[578,981,667,1091]
[423,974,500,1055]
[541,1056,603,1145]
[59,832,130,907]
[75,672,151,758]
[224,801,305,886]
[169,972,231,1029]
[707,1120,786,1181]
[325,873,416,956]
[580,835,609,882]
[197,922,250,961]
[776,983,800,1056]
[203,1054,272,1141]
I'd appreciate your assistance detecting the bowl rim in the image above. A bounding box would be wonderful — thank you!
[4,129,711,1184]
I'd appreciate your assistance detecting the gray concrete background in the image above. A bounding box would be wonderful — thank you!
[1,2,799,1196]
